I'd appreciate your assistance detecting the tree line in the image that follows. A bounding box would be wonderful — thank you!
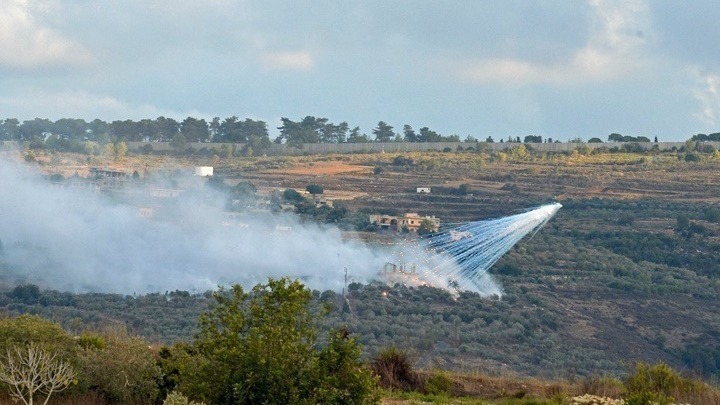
[0,116,464,147]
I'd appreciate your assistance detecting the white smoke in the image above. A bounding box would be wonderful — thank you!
[0,156,394,294]
[0,155,537,297]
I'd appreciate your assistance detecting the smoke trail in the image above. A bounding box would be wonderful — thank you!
[381,204,561,296]
[427,203,561,294]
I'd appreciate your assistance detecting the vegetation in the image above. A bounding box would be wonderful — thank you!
[4,144,720,402]
[160,278,378,404]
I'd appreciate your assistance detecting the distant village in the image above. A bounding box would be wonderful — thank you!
[49,166,441,234]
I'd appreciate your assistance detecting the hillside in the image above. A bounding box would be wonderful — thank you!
[2,147,720,380]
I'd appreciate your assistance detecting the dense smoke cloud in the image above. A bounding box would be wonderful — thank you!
[0,156,509,295]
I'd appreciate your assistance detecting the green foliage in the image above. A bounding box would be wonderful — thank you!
[315,328,380,404]
[173,279,378,404]
[8,284,41,304]
[423,371,453,395]
[77,330,161,404]
[306,184,324,195]
[76,333,105,350]
[625,362,682,405]
[0,315,76,360]
[283,188,305,202]
[392,155,414,166]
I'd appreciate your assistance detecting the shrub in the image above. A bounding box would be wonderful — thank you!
[77,331,161,404]
[624,362,705,405]
[423,371,453,395]
[371,347,418,391]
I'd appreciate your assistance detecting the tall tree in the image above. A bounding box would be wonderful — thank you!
[347,126,368,143]
[180,117,209,143]
[320,121,349,143]
[154,116,180,141]
[417,127,441,142]
[402,125,417,142]
[19,118,54,141]
[110,120,140,141]
[53,118,88,140]
[372,121,395,142]
[277,116,328,147]
[0,119,20,140]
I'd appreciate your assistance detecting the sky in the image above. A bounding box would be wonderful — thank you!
[1,0,719,141]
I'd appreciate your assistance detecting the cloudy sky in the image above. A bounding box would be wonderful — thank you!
[1,0,719,141]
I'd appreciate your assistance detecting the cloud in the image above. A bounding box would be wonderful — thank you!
[0,0,93,69]
[692,69,720,127]
[0,90,208,121]
[455,0,651,85]
[260,51,314,70]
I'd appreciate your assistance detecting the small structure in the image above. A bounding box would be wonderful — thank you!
[416,187,431,194]
[313,197,333,208]
[90,168,128,179]
[194,166,213,177]
[89,168,129,189]
[369,213,440,232]
[380,262,423,286]
[150,188,182,198]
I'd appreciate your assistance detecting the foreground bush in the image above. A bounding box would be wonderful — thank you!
[77,330,161,404]
[371,347,418,391]
[625,362,719,405]
[161,278,378,404]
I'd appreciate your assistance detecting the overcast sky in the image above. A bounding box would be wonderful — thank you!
[1,0,719,141]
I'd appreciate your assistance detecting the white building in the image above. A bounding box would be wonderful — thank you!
[194,166,213,176]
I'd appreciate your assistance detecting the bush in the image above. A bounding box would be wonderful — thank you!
[371,347,418,391]
[624,362,704,405]
[423,371,453,395]
[77,331,161,404]
[170,279,378,404]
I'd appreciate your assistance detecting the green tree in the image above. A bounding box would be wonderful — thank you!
[402,125,417,142]
[347,127,369,143]
[277,116,329,147]
[417,127,441,142]
[283,188,305,202]
[306,184,324,195]
[173,279,377,404]
[372,121,395,142]
[180,117,210,143]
